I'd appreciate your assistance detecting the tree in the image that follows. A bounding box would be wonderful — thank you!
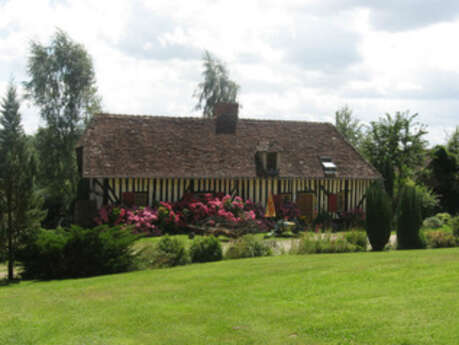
[24,29,101,227]
[447,126,459,160]
[0,83,45,280]
[396,185,424,249]
[194,50,239,118]
[334,106,363,149]
[421,146,459,214]
[361,111,427,197]
[365,183,392,251]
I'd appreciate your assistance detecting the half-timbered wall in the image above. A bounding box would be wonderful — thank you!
[90,177,373,215]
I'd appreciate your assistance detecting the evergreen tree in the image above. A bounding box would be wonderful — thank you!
[194,50,239,118]
[0,83,45,280]
[24,29,101,227]
[447,126,459,161]
[422,146,459,214]
[396,186,424,249]
[365,183,392,251]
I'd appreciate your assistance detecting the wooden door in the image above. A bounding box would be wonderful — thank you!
[296,193,314,221]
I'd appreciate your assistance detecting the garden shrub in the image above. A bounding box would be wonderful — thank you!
[396,186,426,249]
[189,236,223,263]
[452,216,459,238]
[344,230,368,251]
[436,213,452,225]
[95,194,272,236]
[422,216,443,229]
[293,232,358,255]
[365,183,392,251]
[18,225,138,279]
[225,235,272,259]
[147,235,190,268]
[425,231,457,248]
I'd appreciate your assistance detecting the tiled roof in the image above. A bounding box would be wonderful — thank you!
[77,113,381,179]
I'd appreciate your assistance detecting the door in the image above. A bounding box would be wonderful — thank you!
[296,193,314,221]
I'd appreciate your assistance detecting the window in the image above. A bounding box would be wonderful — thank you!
[267,152,277,171]
[320,156,337,176]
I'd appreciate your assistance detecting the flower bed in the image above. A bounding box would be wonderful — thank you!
[95,193,279,236]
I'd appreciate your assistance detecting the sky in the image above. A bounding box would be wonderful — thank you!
[0,0,458,146]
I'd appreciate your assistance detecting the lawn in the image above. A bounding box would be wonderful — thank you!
[1,248,458,345]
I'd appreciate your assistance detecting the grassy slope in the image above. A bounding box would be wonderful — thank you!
[1,249,458,345]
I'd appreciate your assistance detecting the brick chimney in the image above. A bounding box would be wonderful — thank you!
[214,102,239,134]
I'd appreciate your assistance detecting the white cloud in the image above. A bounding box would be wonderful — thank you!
[0,0,458,147]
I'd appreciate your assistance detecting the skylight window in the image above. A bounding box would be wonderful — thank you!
[320,157,337,176]
[322,161,336,169]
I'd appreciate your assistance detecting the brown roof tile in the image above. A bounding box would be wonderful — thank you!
[77,113,381,179]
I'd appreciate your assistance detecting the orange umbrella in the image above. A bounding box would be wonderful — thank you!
[265,193,276,218]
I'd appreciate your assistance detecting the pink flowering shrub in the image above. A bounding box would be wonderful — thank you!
[95,193,296,235]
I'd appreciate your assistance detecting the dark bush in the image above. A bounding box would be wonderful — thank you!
[18,225,138,279]
[425,231,457,248]
[365,183,393,251]
[225,235,272,259]
[396,186,425,249]
[189,236,223,263]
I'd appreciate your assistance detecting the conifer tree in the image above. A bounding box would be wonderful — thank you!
[365,183,392,251]
[396,185,424,249]
[0,83,45,280]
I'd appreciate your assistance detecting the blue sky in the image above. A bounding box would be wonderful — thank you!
[0,0,458,145]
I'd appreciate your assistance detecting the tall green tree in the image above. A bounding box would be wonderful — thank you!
[0,83,45,280]
[447,126,459,160]
[334,105,363,149]
[361,111,427,197]
[194,50,239,118]
[421,146,459,214]
[365,182,392,251]
[24,29,101,226]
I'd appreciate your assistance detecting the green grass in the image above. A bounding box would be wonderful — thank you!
[1,249,458,345]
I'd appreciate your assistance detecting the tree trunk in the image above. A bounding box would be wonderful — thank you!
[7,201,14,281]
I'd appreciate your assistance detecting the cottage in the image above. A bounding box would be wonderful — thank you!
[76,103,380,221]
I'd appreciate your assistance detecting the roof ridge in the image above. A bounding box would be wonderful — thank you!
[95,112,331,125]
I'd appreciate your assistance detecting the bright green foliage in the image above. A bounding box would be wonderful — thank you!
[293,232,359,254]
[0,83,45,280]
[365,183,393,251]
[436,212,452,225]
[225,234,272,259]
[422,216,443,229]
[144,235,190,268]
[24,29,101,226]
[18,225,138,279]
[344,230,368,251]
[424,231,457,248]
[334,105,364,149]
[189,236,222,263]
[396,186,425,249]
[194,50,239,118]
[361,111,427,195]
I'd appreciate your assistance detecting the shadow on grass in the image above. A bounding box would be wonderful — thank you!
[0,278,21,286]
